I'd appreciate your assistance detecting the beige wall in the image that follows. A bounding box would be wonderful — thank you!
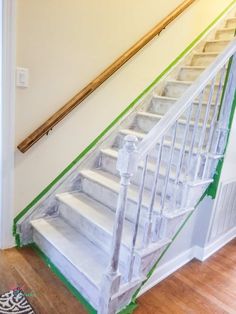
[15,0,233,213]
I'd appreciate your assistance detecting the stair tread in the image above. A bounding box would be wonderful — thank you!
[101,145,191,178]
[206,39,231,44]
[119,128,146,140]
[193,52,219,56]
[31,216,108,286]
[136,111,212,128]
[217,27,235,32]
[226,17,236,21]
[180,65,206,70]
[56,191,143,248]
[80,168,163,210]
[151,95,213,106]
[166,79,192,85]
[166,79,220,86]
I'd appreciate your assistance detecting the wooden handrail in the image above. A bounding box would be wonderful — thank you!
[18,0,196,153]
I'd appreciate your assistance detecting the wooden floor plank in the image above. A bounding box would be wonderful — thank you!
[136,239,236,314]
[0,239,235,313]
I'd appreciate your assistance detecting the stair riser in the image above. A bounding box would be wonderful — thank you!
[100,151,199,199]
[112,281,144,314]
[115,131,210,174]
[225,19,236,28]
[149,99,215,121]
[163,83,219,101]
[58,201,132,273]
[134,115,211,145]
[178,68,222,84]
[178,68,204,81]
[33,229,100,309]
[216,29,235,40]
[134,245,166,276]
[191,54,217,66]
[163,82,190,98]
[101,146,197,174]
[204,41,230,53]
[184,181,212,208]
[80,175,150,225]
[160,211,193,239]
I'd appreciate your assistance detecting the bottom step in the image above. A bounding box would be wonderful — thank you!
[31,216,109,309]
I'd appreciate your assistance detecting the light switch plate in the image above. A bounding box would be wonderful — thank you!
[16,67,29,88]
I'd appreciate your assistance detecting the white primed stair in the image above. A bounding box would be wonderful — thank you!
[16,8,236,314]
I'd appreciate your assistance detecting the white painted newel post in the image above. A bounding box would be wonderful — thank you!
[99,135,138,314]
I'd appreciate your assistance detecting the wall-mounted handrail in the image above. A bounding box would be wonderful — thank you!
[17,0,196,153]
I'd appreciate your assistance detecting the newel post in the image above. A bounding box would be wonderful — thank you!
[99,135,138,314]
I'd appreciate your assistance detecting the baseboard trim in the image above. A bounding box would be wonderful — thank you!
[138,227,236,296]
[194,227,236,261]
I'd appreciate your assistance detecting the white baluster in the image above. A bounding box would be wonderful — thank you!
[99,135,138,314]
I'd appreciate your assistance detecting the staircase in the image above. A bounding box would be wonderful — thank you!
[15,9,236,314]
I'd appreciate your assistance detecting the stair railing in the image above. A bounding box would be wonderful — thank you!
[100,39,236,313]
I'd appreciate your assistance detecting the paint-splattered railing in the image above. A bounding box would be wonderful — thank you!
[100,39,236,313]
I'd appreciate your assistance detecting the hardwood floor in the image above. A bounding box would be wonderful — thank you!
[136,239,236,314]
[0,239,235,314]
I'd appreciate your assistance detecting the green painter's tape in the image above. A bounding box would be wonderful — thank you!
[206,65,236,199]
[31,243,97,314]
[207,91,236,198]
[13,0,236,246]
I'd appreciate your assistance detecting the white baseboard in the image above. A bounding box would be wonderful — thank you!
[194,226,236,261]
[138,227,236,296]
[139,248,195,296]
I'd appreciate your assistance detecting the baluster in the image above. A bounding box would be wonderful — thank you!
[143,137,164,246]
[173,103,193,208]
[185,90,204,180]
[201,65,226,179]
[189,76,216,181]
[99,135,138,314]
[181,91,204,208]
[160,122,178,214]
[128,154,148,281]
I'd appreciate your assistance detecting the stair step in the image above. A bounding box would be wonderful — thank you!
[56,191,171,280]
[133,109,212,138]
[162,80,191,98]
[148,95,215,119]
[136,111,210,126]
[31,216,108,308]
[177,65,206,81]
[191,52,218,66]
[56,191,143,262]
[100,140,205,183]
[215,28,235,40]
[204,39,230,53]
[225,17,236,28]
[162,79,220,101]
[80,168,162,224]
